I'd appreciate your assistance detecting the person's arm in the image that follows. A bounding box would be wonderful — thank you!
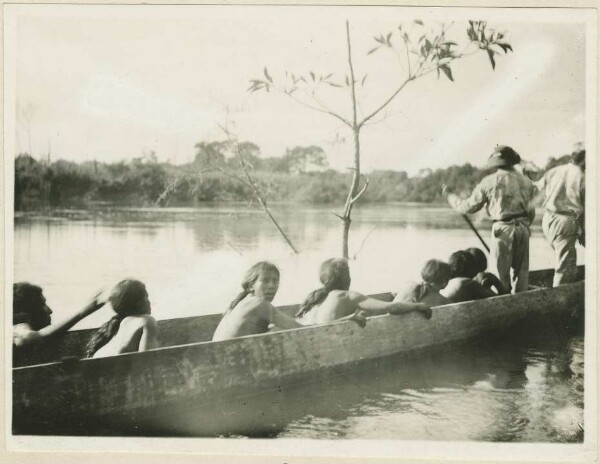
[334,309,368,328]
[473,281,496,299]
[442,182,487,215]
[479,272,509,295]
[269,304,303,330]
[351,292,431,319]
[138,317,158,351]
[13,292,107,347]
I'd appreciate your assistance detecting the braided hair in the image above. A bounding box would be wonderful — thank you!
[296,258,350,317]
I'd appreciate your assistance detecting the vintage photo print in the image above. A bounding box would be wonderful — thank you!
[2,1,598,462]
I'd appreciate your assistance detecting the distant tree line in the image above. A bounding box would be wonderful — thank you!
[14,142,572,210]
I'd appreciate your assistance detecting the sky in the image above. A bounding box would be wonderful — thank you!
[7,5,589,174]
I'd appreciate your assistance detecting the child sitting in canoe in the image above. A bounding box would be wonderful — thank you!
[296,258,432,325]
[393,259,452,306]
[440,251,496,303]
[465,247,509,295]
[212,262,305,341]
[13,282,107,348]
[86,279,158,358]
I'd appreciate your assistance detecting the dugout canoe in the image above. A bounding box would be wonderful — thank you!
[12,266,584,436]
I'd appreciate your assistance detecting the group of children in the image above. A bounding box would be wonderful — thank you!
[13,247,504,359]
[395,247,507,307]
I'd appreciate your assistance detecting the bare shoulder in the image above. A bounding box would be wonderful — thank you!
[123,315,157,329]
[238,295,273,315]
[344,290,367,304]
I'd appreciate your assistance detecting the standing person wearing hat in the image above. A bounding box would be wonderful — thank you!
[442,146,536,293]
[535,143,585,286]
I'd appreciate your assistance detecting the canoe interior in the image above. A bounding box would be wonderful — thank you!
[12,266,584,368]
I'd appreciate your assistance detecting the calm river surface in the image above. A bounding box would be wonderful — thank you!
[13,203,585,441]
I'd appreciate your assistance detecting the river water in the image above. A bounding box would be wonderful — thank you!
[13,203,585,441]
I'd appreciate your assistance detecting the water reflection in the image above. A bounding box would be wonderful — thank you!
[126,324,582,442]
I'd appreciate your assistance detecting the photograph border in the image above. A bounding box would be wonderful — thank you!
[2,1,598,462]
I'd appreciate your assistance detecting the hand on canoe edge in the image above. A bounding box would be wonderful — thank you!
[349,309,368,328]
[417,303,433,320]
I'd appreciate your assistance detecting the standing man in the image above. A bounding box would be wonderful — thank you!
[536,143,585,286]
[442,145,536,293]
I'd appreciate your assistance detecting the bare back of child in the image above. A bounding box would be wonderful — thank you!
[92,314,157,358]
[86,280,158,359]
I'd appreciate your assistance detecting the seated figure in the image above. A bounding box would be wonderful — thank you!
[13,282,106,349]
[394,259,452,307]
[296,258,431,325]
[440,251,496,303]
[86,279,157,358]
[212,262,304,341]
[466,247,509,295]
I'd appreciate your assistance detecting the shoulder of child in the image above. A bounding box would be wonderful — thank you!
[394,282,419,303]
[345,290,367,303]
[123,314,157,328]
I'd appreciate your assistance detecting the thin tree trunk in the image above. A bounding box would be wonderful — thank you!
[341,20,362,259]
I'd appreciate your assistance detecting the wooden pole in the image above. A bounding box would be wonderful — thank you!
[462,214,490,253]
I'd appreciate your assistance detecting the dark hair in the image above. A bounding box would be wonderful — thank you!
[85,279,148,358]
[296,258,350,317]
[13,282,51,330]
[224,262,280,317]
[413,259,451,302]
[572,148,585,166]
[448,251,477,279]
[465,248,487,274]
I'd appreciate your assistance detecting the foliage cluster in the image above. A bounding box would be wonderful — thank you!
[14,144,569,210]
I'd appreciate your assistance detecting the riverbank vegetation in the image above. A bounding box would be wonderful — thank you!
[14,146,569,211]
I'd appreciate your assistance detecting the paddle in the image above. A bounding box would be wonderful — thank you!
[441,184,490,253]
[461,214,490,253]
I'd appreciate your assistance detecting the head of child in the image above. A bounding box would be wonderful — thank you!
[420,260,451,291]
[109,279,151,317]
[13,282,53,330]
[448,251,477,279]
[465,248,487,274]
[320,258,351,291]
[242,262,280,302]
[571,143,585,172]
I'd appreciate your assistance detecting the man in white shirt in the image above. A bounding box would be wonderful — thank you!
[536,143,585,286]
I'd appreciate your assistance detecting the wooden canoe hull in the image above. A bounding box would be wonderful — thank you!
[12,272,584,436]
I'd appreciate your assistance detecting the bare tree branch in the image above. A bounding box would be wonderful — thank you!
[214,167,253,189]
[266,83,352,127]
[218,123,300,254]
[350,175,370,205]
[403,37,412,77]
[353,224,377,260]
[358,77,413,128]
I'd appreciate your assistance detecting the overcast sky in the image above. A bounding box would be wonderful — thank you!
[7,5,588,174]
